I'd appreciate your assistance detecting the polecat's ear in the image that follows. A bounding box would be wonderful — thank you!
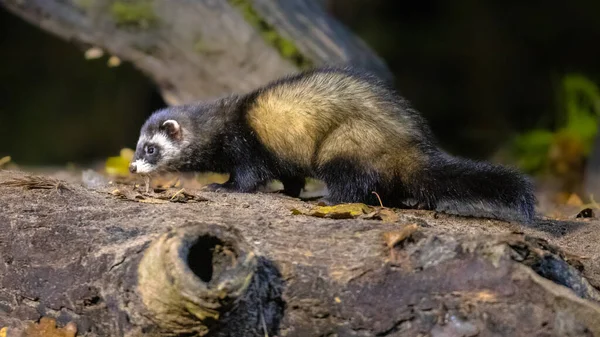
[161,120,181,140]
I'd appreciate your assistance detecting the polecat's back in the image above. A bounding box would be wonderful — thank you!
[245,68,427,169]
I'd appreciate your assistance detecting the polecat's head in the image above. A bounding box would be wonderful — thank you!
[129,98,238,174]
[129,108,188,174]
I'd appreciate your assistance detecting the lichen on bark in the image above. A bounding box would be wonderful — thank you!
[110,0,158,28]
[227,0,313,69]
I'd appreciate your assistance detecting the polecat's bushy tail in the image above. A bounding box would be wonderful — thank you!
[410,152,536,223]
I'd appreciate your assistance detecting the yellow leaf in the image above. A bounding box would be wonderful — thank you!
[105,148,134,177]
[107,56,121,67]
[0,327,7,337]
[0,156,10,168]
[105,156,130,176]
[84,47,104,60]
[120,148,134,161]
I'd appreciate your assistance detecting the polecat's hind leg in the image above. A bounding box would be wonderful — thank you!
[316,158,379,205]
[279,176,305,198]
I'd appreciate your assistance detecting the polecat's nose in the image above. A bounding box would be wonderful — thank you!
[129,163,137,173]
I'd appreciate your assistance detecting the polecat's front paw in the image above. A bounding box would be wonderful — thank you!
[202,182,236,193]
[315,197,337,206]
[202,181,261,194]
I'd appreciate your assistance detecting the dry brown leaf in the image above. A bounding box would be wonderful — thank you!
[112,187,208,204]
[22,317,77,337]
[384,224,419,248]
[159,189,208,203]
[566,193,584,207]
[111,189,128,200]
[363,208,399,223]
[134,195,168,204]
[292,203,374,219]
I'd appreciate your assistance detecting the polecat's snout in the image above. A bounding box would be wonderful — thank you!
[129,163,137,173]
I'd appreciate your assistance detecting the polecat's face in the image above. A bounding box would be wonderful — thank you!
[129,119,183,174]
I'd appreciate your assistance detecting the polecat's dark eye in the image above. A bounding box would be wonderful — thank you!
[146,146,155,155]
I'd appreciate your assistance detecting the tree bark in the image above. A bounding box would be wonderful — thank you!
[0,170,600,336]
[0,0,391,105]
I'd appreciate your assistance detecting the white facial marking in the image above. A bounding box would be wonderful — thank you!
[137,135,150,148]
[150,133,179,160]
[134,132,180,172]
[132,159,155,173]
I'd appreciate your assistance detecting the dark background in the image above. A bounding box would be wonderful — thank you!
[1,0,599,166]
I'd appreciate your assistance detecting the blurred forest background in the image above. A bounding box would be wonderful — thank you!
[1,0,600,201]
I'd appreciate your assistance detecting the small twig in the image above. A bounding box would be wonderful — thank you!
[170,188,186,201]
[0,175,70,192]
[144,175,151,194]
[574,194,600,216]
[372,191,384,208]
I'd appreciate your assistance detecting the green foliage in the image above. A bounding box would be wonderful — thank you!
[74,0,93,10]
[227,0,313,69]
[110,1,157,28]
[512,74,600,175]
[562,75,600,150]
[512,129,555,173]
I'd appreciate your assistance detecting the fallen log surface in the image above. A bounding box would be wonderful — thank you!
[0,169,600,336]
[0,0,391,105]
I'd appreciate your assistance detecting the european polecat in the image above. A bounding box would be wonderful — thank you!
[130,67,535,222]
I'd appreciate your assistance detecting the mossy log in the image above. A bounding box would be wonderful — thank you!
[1,170,600,336]
[0,0,391,105]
